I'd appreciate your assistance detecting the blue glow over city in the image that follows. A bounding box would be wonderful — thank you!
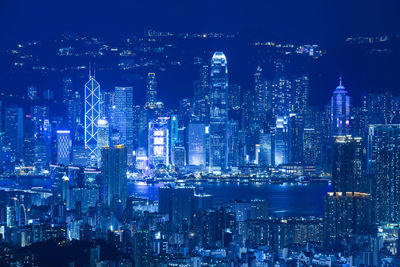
[0,0,399,266]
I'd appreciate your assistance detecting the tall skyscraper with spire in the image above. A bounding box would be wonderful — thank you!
[84,66,101,164]
[209,52,229,173]
[330,77,350,136]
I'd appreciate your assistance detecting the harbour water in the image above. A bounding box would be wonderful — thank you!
[0,177,331,217]
[128,180,331,217]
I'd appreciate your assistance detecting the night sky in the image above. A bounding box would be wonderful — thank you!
[1,0,398,46]
[1,0,400,107]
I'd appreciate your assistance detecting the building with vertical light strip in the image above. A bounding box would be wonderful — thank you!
[170,114,178,154]
[84,72,100,165]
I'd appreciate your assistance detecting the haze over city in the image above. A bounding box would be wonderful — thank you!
[0,0,399,266]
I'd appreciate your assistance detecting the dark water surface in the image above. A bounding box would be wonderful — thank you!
[0,177,331,217]
[128,181,331,217]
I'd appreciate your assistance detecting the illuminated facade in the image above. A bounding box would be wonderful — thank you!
[97,119,110,166]
[145,72,157,108]
[323,192,374,248]
[170,114,178,153]
[332,135,363,193]
[368,124,400,222]
[274,116,288,166]
[331,77,350,136]
[101,145,128,209]
[57,130,72,165]
[84,73,101,164]
[188,123,206,166]
[114,86,134,165]
[209,52,229,173]
[148,117,170,167]
[4,107,23,161]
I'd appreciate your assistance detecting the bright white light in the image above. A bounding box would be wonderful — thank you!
[154,137,164,145]
[154,130,164,136]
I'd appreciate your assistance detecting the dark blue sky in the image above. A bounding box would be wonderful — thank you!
[0,0,399,109]
[1,0,399,47]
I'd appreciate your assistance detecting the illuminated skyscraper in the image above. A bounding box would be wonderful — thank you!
[293,75,309,114]
[288,113,304,165]
[209,52,229,173]
[259,133,273,167]
[97,119,110,166]
[4,106,23,162]
[271,76,292,117]
[67,91,82,128]
[101,145,127,209]
[254,66,268,125]
[97,119,110,150]
[274,116,289,166]
[100,91,115,122]
[62,76,73,105]
[72,123,88,167]
[114,87,134,165]
[170,114,178,151]
[23,114,35,165]
[193,65,211,123]
[148,117,169,167]
[332,135,364,193]
[188,123,206,166]
[57,130,72,165]
[84,71,100,164]
[331,77,350,136]
[303,127,321,167]
[146,72,157,108]
[368,124,400,222]
[227,120,239,168]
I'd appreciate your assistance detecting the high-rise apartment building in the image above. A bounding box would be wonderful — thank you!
[101,145,128,209]
[114,86,134,165]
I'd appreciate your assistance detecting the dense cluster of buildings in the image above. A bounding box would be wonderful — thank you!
[0,39,400,265]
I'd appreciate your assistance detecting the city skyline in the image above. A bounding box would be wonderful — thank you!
[1,1,400,266]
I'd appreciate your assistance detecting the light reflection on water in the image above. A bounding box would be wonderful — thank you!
[0,178,331,217]
[128,180,331,217]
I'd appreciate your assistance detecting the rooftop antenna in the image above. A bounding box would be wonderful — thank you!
[89,63,92,78]
[339,74,342,86]
[93,63,96,78]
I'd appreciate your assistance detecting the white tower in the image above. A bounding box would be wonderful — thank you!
[84,66,101,164]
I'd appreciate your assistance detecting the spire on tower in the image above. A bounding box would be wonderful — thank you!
[339,75,342,86]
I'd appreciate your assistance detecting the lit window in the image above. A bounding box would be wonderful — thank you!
[154,137,164,145]
[154,146,164,155]
[154,130,164,136]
